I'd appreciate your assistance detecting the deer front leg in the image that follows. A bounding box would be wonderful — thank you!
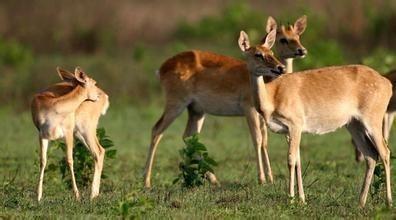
[259,116,273,183]
[287,126,304,202]
[65,130,80,200]
[37,136,49,202]
[245,108,266,184]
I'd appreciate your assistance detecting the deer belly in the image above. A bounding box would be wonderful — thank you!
[40,124,64,140]
[267,117,288,133]
[193,95,244,116]
[303,115,350,135]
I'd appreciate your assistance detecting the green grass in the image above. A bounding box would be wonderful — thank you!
[1,105,396,218]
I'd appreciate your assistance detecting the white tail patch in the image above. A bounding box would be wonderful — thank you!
[101,94,110,115]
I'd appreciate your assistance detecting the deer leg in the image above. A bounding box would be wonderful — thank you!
[287,126,303,202]
[383,112,394,142]
[367,128,392,207]
[144,102,187,188]
[245,108,265,184]
[65,129,80,200]
[259,116,273,183]
[37,136,49,201]
[76,129,105,200]
[182,106,220,185]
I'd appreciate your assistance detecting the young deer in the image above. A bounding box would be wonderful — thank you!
[239,30,392,207]
[57,67,110,200]
[31,67,108,201]
[143,15,307,188]
[266,15,307,74]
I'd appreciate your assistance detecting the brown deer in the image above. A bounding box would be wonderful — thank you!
[31,67,109,201]
[238,30,392,207]
[143,16,307,188]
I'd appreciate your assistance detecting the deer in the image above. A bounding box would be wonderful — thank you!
[353,69,396,162]
[238,29,392,207]
[31,67,109,201]
[143,16,307,188]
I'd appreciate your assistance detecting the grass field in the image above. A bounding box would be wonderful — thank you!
[1,105,396,218]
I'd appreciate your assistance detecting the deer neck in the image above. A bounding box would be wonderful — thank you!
[249,74,271,117]
[281,58,293,74]
[53,85,88,114]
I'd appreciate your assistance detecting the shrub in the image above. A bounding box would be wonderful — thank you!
[0,38,32,68]
[362,48,396,74]
[173,135,217,188]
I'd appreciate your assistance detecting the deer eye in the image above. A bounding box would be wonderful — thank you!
[280,38,288,44]
[255,53,263,59]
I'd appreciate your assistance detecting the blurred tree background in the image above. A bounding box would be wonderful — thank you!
[1,0,396,109]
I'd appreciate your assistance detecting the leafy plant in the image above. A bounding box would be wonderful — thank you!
[173,135,217,188]
[51,127,116,188]
[362,48,396,74]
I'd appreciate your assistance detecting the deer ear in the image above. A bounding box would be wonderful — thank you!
[56,67,75,82]
[238,31,250,52]
[74,66,87,84]
[266,16,277,33]
[262,29,276,49]
[294,15,307,35]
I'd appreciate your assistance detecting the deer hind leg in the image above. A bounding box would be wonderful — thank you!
[383,112,395,142]
[144,101,188,188]
[259,116,273,183]
[64,129,80,200]
[37,136,49,201]
[245,108,265,184]
[346,120,378,207]
[182,105,220,185]
[76,129,105,200]
[366,125,392,207]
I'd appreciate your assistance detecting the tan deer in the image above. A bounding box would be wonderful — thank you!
[57,67,110,200]
[238,30,392,207]
[354,69,396,162]
[31,67,109,201]
[143,15,307,188]
[266,15,307,74]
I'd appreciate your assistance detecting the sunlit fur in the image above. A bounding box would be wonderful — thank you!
[31,67,109,201]
[245,35,392,207]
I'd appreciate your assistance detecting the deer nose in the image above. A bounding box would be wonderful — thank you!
[277,65,285,74]
[297,48,307,55]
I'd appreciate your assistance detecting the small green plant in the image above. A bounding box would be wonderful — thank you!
[52,127,116,188]
[173,135,217,188]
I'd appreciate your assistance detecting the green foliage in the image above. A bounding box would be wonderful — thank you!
[0,38,32,68]
[173,135,217,188]
[175,2,265,43]
[296,40,346,70]
[119,192,154,218]
[362,48,396,74]
[51,127,116,188]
